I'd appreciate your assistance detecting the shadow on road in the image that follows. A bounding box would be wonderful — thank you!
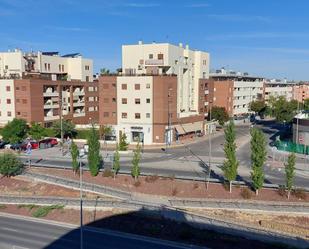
[42,206,305,249]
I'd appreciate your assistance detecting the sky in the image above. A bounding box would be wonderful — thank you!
[1,0,309,80]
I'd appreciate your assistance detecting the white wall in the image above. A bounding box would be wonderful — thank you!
[0,80,15,125]
[116,76,153,145]
[265,85,293,101]
[0,51,24,78]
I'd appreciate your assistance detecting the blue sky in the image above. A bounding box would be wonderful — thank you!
[1,0,309,80]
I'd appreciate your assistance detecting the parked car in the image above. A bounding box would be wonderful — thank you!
[20,140,39,150]
[0,140,9,149]
[9,142,23,151]
[39,138,58,149]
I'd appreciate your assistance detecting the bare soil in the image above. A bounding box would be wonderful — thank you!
[189,209,309,239]
[0,176,104,199]
[31,168,309,202]
[0,205,299,249]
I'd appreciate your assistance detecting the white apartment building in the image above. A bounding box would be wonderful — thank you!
[0,50,93,82]
[0,79,15,125]
[264,80,294,102]
[122,42,210,118]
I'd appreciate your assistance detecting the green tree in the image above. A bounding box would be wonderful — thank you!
[2,118,29,143]
[0,153,23,177]
[249,100,266,114]
[222,121,239,193]
[112,144,120,179]
[52,120,76,138]
[131,142,141,181]
[285,153,296,199]
[119,133,129,151]
[87,125,101,176]
[100,68,110,75]
[211,106,229,126]
[100,125,112,140]
[303,98,309,111]
[250,128,266,195]
[70,141,79,175]
[29,122,46,140]
[271,96,298,123]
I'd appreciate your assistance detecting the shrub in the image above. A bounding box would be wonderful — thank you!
[31,205,64,218]
[18,204,38,210]
[278,185,287,197]
[172,187,178,196]
[133,181,141,187]
[292,188,307,200]
[240,188,252,199]
[0,153,24,177]
[145,175,159,183]
[102,169,113,177]
[76,129,91,139]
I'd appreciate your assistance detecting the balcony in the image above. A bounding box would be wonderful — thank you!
[44,115,59,121]
[44,103,60,109]
[145,59,164,66]
[73,101,85,107]
[73,90,85,96]
[43,91,59,97]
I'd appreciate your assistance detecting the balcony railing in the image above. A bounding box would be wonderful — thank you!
[44,91,59,97]
[44,103,60,109]
[145,59,164,66]
[44,115,59,121]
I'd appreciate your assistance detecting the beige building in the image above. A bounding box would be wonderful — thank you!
[122,42,210,118]
[0,50,93,82]
[264,80,294,102]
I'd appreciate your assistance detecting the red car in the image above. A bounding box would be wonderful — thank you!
[21,140,39,150]
[39,138,58,149]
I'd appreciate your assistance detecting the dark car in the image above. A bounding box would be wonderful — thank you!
[0,140,9,149]
[10,142,23,151]
[39,138,58,149]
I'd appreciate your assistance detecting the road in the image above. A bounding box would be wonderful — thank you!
[20,124,309,188]
[0,215,206,249]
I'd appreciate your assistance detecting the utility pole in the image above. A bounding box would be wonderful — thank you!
[207,101,213,189]
[59,86,64,156]
[79,153,83,249]
[296,87,300,144]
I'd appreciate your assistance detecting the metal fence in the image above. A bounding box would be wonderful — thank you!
[275,140,309,155]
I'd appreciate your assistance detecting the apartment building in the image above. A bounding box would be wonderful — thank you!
[206,69,264,117]
[0,78,99,127]
[263,80,294,102]
[99,75,205,145]
[293,84,309,102]
[122,41,210,118]
[0,49,93,82]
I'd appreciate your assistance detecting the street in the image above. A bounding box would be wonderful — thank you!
[0,215,206,249]
[20,123,309,188]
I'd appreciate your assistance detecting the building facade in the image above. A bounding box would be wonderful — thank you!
[293,113,309,146]
[0,50,93,82]
[0,78,99,127]
[293,84,309,102]
[122,42,210,118]
[264,80,294,102]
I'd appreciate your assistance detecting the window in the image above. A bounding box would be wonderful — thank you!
[146,113,150,118]
[48,64,50,71]
[85,65,90,70]
[103,112,109,117]
[158,53,164,60]
[112,98,116,103]
[122,112,127,119]
[146,83,150,89]
[122,98,127,104]
[59,64,61,71]
[103,98,109,103]
[17,112,21,115]
[7,111,11,117]
[86,76,89,82]
[5,65,8,70]
[122,84,127,90]
[22,99,27,104]
[16,87,20,90]
[112,83,116,88]
[62,65,64,72]
[135,98,140,104]
[44,63,47,70]
[16,99,20,103]
[135,113,141,119]
[6,99,11,104]
[135,84,140,90]
[139,59,144,65]
[149,54,153,59]
[146,98,150,104]
[6,86,10,91]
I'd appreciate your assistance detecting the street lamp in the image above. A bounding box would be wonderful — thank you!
[79,149,84,249]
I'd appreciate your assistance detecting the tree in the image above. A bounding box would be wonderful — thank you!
[285,153,296,199]
[2,118,29,143]
[100,125,112,140]
[270,96,298,123]
[119,133,129,151]
[249,100,266,114]
[70,141,79,175]
[222,121,239,193]
[87,125,101,176]
[250,128,266,195]
[29,122,46,140]
[131,142,141,181]
[52,120,76,138]
[303,98,309,111]
[211,106,229,126]
[0,153,23,177]
[112,144,120,179]
[100,68,110,75]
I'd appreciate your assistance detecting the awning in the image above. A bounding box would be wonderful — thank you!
[174,121,203,135]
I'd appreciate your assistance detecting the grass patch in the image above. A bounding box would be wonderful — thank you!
[0,204,7,209]
[31,205,65,218]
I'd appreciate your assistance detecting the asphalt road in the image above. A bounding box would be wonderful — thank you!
[0,215,206,249]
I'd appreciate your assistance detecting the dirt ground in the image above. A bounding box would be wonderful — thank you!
[189,209,309,239]
[0,176,104,199]
[31,168,309,202]
[0,205,300,249]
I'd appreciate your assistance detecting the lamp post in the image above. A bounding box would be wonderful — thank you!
[207,101,213,190]
[166,88,172,151]
[296,88,300,144]
[79,150,84,249]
